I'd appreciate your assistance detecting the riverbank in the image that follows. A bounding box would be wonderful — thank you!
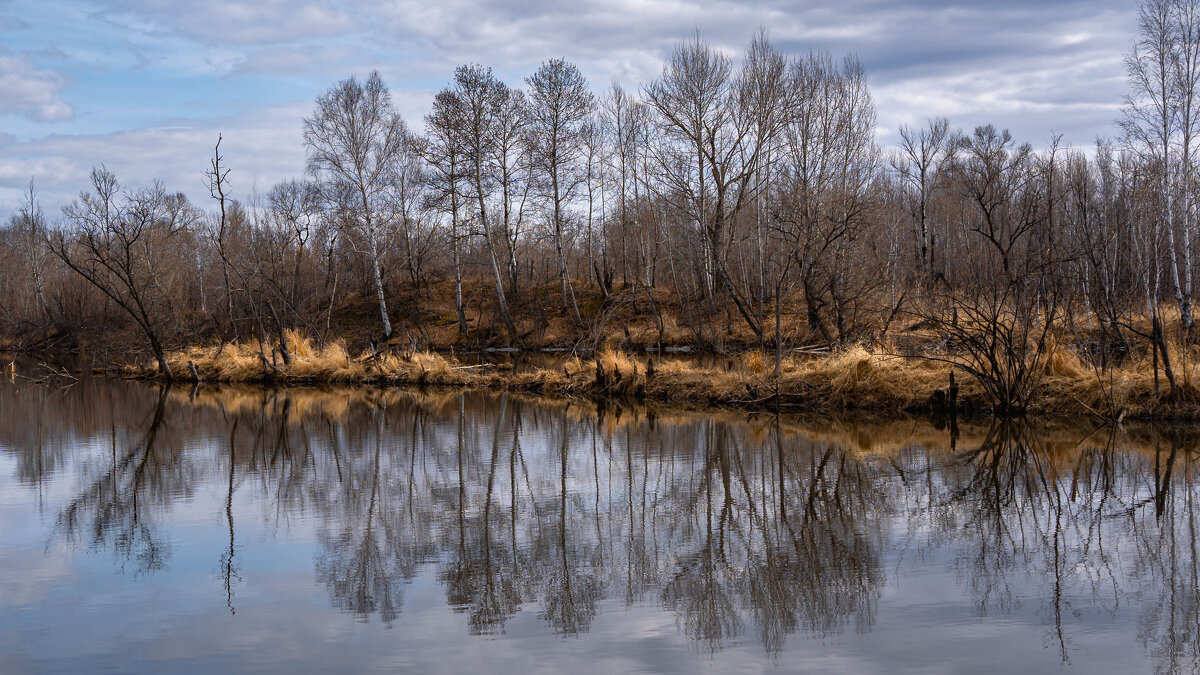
[94,331,1200,421]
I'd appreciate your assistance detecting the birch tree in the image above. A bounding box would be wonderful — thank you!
[645,31,790,341]
[304,70,407,340]
[527,58,595,325]
[892,117,952,284]
[424,89,470,337]
[448,64,519,340]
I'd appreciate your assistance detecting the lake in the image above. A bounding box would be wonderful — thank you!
[1,376,1197,673]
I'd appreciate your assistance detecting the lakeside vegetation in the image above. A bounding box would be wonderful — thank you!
[62,326,1198,421]
[6,3,1200,418]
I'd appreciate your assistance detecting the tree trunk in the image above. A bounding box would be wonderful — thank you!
[368,232,392,339]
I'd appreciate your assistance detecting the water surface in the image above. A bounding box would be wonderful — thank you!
[1,377,1198,673]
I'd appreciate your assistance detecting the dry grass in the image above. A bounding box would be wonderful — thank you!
[625,311,689,345]
[741,350,768,376]
[151,339,962,412]
[160,331,482,386]
[133,328,1200,420]
[795,345,951,410]
[1042,339,1090,380]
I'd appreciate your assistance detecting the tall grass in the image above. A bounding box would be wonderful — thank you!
[137,332,1200,419]
[163,331,464,384]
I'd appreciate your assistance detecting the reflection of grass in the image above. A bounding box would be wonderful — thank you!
[135,332,1200,419]
[168,384,1200,480]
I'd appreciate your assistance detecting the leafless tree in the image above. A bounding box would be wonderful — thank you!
[528,58,595,326]
[645,31,791,341]
[304,70,408,340]
[445,65,520,340]
[425,88,471,337]
[50,167,199,377]
[892,117,952,284]
[11,179,53,326]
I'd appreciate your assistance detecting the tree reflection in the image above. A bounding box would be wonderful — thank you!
[918,420,1200,671]
[1136,437,1200,675]
[221,416,240,614]
[315,402,425,626]
[539,411,602,635]
[55,384,175,575]
[13,379,1200,667]
[660,420,885,654]
[439,394,524,634]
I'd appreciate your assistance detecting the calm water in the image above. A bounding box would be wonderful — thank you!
[2,377,1200,673]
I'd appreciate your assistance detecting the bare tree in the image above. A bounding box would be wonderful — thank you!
[445,64,520,340]
[892,117,952,284]
[304,70,407,340]
[775,52,879,342]
[645,31,790,341]
[11,179,53,325]
[1122,0,1198,332]
[425,89,471,337]
[527,58,595,326]
[50,167,198,377]
[493,82,532,298]
[949,125,1037,283]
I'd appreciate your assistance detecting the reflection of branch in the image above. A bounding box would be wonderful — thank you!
[56,385,172,575]
[540,415,600,635]
[56,385,1200,663]
[221,417,240,615]
[316,418,407,625]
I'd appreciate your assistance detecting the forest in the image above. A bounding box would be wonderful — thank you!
[2,1,1200,417]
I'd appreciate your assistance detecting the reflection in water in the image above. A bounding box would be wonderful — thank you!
[3,378,1200,672]
[55,385,175,576]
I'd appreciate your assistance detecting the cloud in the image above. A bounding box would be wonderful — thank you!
[0,50,73,122]
[223,45,370,79]
[0,0,29,31]
[352,0,1133,145]
[865,6,1127,145]
[0,14,29,30]
[0,103,309,215]
[92,0,355,45]
[0,0,1142,216]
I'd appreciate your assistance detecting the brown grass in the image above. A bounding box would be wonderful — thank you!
[131,330,1200,421]
[160,331,477,386]
[741,350,768,376]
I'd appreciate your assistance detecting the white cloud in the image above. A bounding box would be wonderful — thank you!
[223,44,369,79]
[0,0,1143,216]
[350,0,1134,148]
[0,103,309,215]
[93,0,355,45]
[0,51,73,122]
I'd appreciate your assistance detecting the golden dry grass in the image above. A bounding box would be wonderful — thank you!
[135,329,1200,420]
[161,331,478,386]
[741,350,768,376]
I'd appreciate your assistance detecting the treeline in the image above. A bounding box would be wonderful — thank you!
[1,5,1198,399]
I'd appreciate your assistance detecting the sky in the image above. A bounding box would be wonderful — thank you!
[0,0,1135,215]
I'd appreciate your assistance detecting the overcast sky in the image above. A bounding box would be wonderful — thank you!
[0,0,1135,215]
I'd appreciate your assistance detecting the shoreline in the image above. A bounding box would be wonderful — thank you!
[65,334,1200,423]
